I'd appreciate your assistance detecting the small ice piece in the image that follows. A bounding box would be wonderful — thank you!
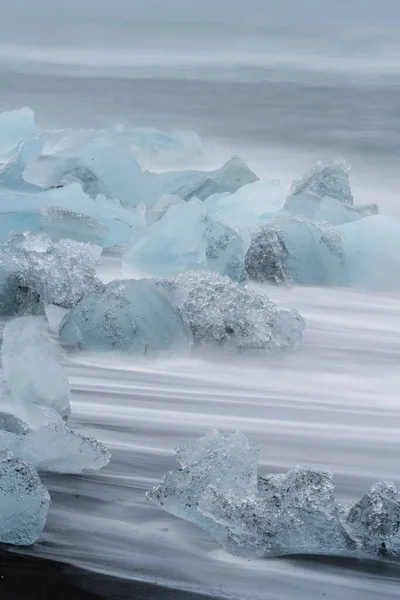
[158,270,305,353]
[0,451,50,546]
[0,412,30,434]
[244,216,345,286]
[346,482,400,555]
[0,234,103,315]
[291,160,353,205]
[59,278,192,355]
[17,422,111,474]
[147,430,259,523]
[123,199,246,283]
[0,107,36,157]
[40,205,109,246]
[2,316,71,424]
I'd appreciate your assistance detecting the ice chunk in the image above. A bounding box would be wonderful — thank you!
[16,422,111,474]
[0,412,30,435]
[245,216,345,286]
[45,304,70,334]
[40,205,109,246]
[0,234,103,315]
[0,451,50,545]
[147,431,353,558]
[147,430,259,524]
[146,194,184,225]
[123,199,246,283]
[158,270,305,353]
[0,107,36,157]
[346,482,400,555]
[291,160,353,205]
[205,179,287,248]
[336,215,400,291]
[2,316,71,425]
[285,192,379,226]
[150,157,259,205]
[59,278,192,355]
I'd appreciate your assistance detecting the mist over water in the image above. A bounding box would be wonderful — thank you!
[2,1,400,598]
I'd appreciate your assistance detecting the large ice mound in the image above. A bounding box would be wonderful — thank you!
[244,216,345,286]
[157,270,305,353]
[59,278,193,354]
[0,233,102,315]
[1,316,71,425]
[147,431,400,560]
[0,450,50,546]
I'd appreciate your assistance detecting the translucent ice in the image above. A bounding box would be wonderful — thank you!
[147,431,354,558]
[59,278,192,355]
[285,192,379,226]
[2,316,71,425]
[16,422,111,474]
[291,160,353,205]
[0,451,50,546]
[245,216,345,286]
[0,234,103,315]
[40,205,109,246]
[158,270,305,353]
[123,199,246,283]
[0,107,36,157]
[336,215,400,291]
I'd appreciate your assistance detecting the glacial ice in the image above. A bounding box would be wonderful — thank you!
[0,450,50,546]
[284,192,379,226]
[59,278,192,355]
[157,270,305,353]
[123,199,247,283]
[291,160,353,205]
[148,430,400,560]
[0,107,37,157]
[40,205,109,246]
[0,233,103,315]
[1,316,71,425]
[336,215,400,291]
[244,216,345,286]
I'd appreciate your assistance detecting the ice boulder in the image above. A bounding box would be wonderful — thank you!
[0,451,50,546]
[123,199,247,283]
[291,160,353,205]
[285,192,379,226]
[336,215,400,291]
[0,234,103,315]
[1,316,71,425]
[147,431,354,558]
[244,216,345,286]
[157,270,305,353]
[59,278,192,355]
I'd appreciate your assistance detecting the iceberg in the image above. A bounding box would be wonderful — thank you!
[148,430,400,560]
[0,233,103,315]
[0,451,50,546]
[1,316,71,425]
[244,216,345,286]
[291,160,353,205]
[59,278,192,355]
[157,270,305,354]
[123,199,246,283]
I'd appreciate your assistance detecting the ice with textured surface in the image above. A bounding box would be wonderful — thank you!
[0,451,50,546]
[59,278,192,355]
[291,160,353,205]
[1,316,71,425]
[245,216,345,286]
[40,205,109,246]
[158,270,305,353]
